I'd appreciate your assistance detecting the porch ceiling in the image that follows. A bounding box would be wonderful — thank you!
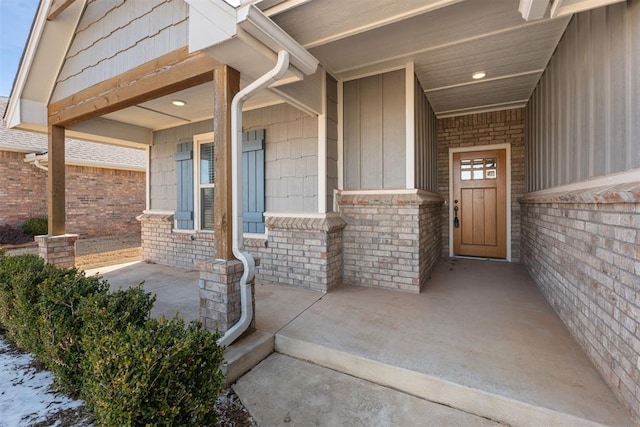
[99,0,574,131]
[266,0,571,117]
[100,80,283,132]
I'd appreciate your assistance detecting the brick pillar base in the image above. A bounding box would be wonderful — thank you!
[196,259,256,336]
[35,234,79,268]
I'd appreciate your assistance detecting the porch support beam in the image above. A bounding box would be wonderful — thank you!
[48,47,221,127]
[47,125,66,235]
[213,65,240,260]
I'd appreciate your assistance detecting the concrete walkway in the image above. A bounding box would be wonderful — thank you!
[85,258,634,426]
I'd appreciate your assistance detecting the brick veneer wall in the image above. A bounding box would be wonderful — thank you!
[520,183,640,421]
[66,165,144,237]
[139,212,345,293]
[253,214,345,293]
[437,109,525,260]
[0,150,47,226]
[338,191,443,293]
[138,213,216,269]
[0,150,144,237]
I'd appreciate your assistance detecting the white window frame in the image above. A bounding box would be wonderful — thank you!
[194,132,215,232]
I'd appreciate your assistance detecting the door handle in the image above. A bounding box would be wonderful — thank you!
[453,200,460,228]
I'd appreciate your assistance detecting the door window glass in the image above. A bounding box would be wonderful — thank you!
[460,157,498,180]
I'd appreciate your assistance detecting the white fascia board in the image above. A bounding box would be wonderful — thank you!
[185,0,239,52]
[555,0,626,16]
[5,0,51,129]
[518,0,549,21]
[6,0,85,129]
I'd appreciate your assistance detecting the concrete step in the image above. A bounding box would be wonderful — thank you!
[223,330,274,385]
[275,334,630,427]
[234,353,504,427]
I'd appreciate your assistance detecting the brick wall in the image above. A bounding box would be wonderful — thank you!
[66,165,144,237]
[0,150,47,226]
[437,109,525,260]
[0,150,144,237]
[254,214,345,293]
[520,183,640,421]
[139,213,216,269]
[338,191,443,293]
[140,212,345,293]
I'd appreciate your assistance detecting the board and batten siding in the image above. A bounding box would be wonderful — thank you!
[326,74,339,211]
[343,70,406,190]
[525,1,640,192]
[414,75,438,192]
[52,0,188,102]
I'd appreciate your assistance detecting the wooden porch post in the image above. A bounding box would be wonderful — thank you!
[47,125,66,235]
[213,65,240,260]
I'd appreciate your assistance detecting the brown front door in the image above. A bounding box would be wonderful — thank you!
[453,149,506,258]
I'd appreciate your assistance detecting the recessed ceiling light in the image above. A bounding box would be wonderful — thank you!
[472,72,486,80]
[172,100,186,107]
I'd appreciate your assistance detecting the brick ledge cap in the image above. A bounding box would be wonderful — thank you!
[519,181,640,204]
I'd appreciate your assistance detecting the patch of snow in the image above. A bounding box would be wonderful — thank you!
[0,337,84,426]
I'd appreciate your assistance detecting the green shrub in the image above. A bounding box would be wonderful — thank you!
[21,217,48,236]
[0,254,53,354]
[37,269,109,394]
[80,284,155,341]
[84,317,225,426]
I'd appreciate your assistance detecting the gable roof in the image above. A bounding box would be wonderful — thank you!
[0,97,145,171]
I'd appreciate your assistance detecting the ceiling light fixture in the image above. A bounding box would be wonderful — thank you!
[472,72,486,80]
[172,100,186,107]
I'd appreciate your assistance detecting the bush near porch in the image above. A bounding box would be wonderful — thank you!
[0,249,225,426]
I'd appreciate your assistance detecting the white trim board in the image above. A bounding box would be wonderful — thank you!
[448,143,512,262]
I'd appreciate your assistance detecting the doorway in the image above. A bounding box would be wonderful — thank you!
[450,145,510,259]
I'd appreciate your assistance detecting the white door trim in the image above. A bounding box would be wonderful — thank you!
[448,143,511,261]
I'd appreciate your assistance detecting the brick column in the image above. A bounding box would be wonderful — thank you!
[258,213,346,292]
[337,191,443,293]
[196,259,255,335]
[35,234,79,268]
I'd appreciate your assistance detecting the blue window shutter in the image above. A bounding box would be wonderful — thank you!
[175,140,194,229]
[243,130,265,233]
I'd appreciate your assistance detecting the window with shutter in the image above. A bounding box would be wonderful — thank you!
[198,141,215,231]
[179,131,266,233]
[243,130,266,233]
[175,140,194,229]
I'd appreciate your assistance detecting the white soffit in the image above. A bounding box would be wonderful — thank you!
[272,0,572,117]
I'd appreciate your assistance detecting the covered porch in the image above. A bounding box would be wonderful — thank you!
[87,258,633,426]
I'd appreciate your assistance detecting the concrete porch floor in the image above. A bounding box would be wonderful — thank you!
[86,259,634,426]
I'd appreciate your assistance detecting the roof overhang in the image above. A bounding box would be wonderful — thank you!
[5,0,86,133]
[23,151,146,172]
[185,0,318,85]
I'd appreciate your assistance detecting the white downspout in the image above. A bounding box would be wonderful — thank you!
[217,50,291,347]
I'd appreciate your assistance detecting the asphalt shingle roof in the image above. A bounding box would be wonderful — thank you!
[0,97,146,170]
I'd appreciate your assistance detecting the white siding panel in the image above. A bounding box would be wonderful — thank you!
[343,69,406,190]
[414,75,437,192]
[525,1,640,191]
[53,0,188,102]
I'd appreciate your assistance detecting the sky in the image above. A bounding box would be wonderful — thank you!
[0,0,40,96]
